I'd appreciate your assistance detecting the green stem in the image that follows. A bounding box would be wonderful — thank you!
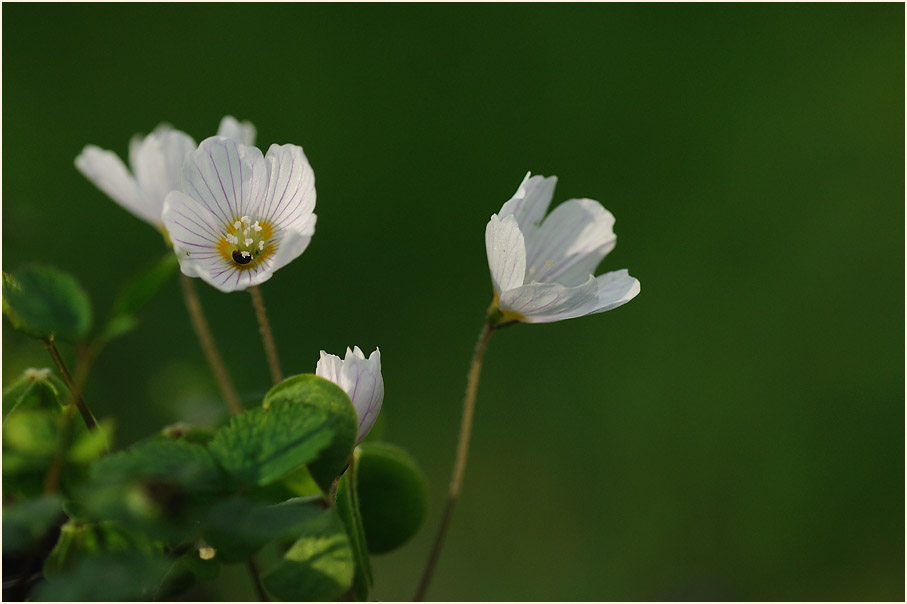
[414,320,496,601]
[250,285,283,384]
[247,558,270,601]
[179,274,243,415]
[43,337,97,431]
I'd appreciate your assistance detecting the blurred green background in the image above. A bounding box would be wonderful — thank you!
[3,3,903,601]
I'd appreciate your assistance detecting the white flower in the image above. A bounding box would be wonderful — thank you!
[75,116,256,229]
[162,136,316,292]
[316,347,383,445]
[485,172,640,324]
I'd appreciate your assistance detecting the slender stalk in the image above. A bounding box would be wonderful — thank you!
[249,285,283,384]
[44,338,97,431]
[179,274,243,415]
[328,476,341,506]
[414,320,496,601]
[247,558,270,601]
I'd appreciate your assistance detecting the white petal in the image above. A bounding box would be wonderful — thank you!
[524,198,616,287]
[217,115,257,146]
[498,275,600,324]
[129,127,196,221]
[259,144,316,230]
[498,172,558,235]
[339,348,384,444]
[268,214,316,273]
[485,214,527,295]
[195,259,273,293]
[315,351,343,383]
[163,190,222,279]
[589,269,641,314]
[181,137,267,229]
[75,145,152,225]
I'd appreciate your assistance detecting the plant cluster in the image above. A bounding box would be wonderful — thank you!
[2,116,639,601]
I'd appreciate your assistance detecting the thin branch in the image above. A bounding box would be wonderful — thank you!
[249,285,283,384]
[179,274,243,415]
[44,337,97,431]
[414,320,496,601]
[247,558,270,601]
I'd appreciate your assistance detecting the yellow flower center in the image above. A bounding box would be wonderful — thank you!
[217,216,275,270]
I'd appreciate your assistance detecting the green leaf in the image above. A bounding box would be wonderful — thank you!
[281,465,323,497]
[336,461,372,601]
[356,442,428,554]
[110,252,178,319]
[83,439,226,542]
[98,253,178,345]
[261,507,355,601]
[159,422,217,445]
[77,437,230,546]
[2,265,92,342]
[203,496,323,562]
[262,374,358,492]
[33,551,174,601]
[91,438,224,494]
[3,408,64,458]
[2,494,63,554]
[43,520,156,576]
[209,378,353,487]
[96,313,138,344]
[67,418,115,463]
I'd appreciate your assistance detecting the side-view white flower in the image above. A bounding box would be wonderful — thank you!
[162,136,317,292]
[316,347,384,445]
[75,116,256,229]
[485,172,640,324]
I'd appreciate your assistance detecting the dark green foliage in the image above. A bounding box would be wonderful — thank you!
[208,398,336,487]
[356,442,428,554]
[2,266,92,342]
[336,464,372,600]
[2,368,111,500]
[33,551,174,601]
[98,252,178,344]
[261,507,355,601]
[202,496,323,562]
[43,520,157,575]
[91,438,224,493]
[262,374,359,492]
[2,495,64,555]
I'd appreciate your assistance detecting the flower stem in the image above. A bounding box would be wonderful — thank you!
[179,274,243,415]
[414,320,496,601]
[44,337,98,431]
[249,285,283,385]
[247,559,270,601]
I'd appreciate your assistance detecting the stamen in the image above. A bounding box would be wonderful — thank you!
[252,221,262,232]
[225,234,238,244]
[258,240,265,251]
[233,220,242,230]
[244,238,253,247]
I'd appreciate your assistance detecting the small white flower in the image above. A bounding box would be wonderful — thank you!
[485,172,640,324]
[316,347,383,445]
[75,116,256,229]
[162,136,317,292]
